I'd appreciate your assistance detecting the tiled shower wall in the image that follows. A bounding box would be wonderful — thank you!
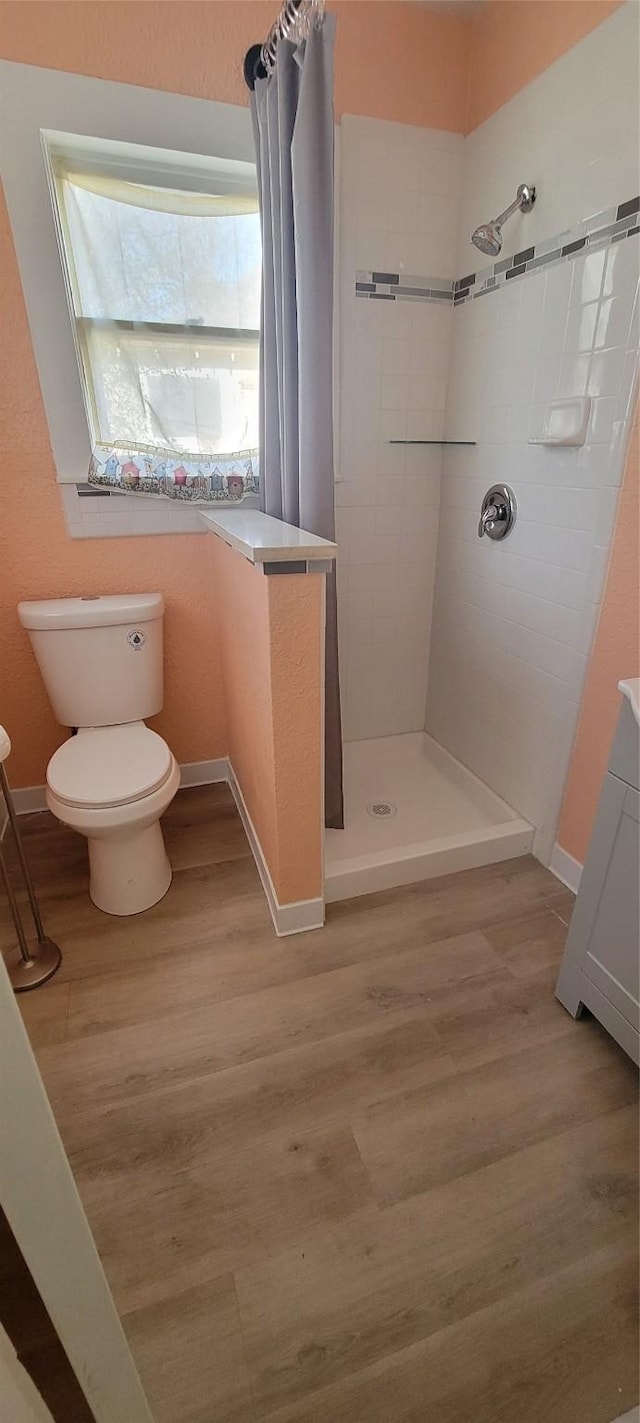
[336,115,463,740]
[425,1,640,856]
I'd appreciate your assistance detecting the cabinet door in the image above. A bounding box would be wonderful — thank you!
[582,781,640,1028]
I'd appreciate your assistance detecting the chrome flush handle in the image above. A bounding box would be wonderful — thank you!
[478,484,516,540]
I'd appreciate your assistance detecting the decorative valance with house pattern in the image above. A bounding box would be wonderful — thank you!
[88,444,260,503]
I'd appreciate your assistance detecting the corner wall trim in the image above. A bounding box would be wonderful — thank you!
[226,762,324,937]
[549,843,583,895]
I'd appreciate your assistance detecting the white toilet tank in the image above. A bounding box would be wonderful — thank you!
[18,594,165,728]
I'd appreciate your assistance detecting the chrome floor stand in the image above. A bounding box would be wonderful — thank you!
[0,762,62,992]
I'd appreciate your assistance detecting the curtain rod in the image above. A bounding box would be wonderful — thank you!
[244,0,325,90]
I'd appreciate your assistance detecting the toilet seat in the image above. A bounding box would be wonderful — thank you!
[47,724,173,809]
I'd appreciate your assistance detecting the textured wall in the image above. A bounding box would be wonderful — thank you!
[209,539,278,885]
[0,0,470,132]
[466,0,624,133]
[0,0,622,136]
[211,539,322,905]
[0,0,630,793]
[0,0,470,791]
[557,405,639,866]
[268,573,323,903]
[0,191,228,789]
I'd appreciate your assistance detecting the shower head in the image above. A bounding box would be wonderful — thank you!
[472,222,502,257]
[471,183,536,257]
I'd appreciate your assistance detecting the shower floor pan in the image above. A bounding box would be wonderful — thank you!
[325,732,533,903]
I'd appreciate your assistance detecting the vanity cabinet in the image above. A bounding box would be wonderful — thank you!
[555,685,639,1065]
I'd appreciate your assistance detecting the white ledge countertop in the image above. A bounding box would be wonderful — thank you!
[200,508,337,564]
[619,678,640,727]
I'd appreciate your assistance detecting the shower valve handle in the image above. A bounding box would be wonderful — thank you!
[478,484,517,541]
[478,503,499,537]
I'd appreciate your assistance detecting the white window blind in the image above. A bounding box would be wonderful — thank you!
[50,152,261,464]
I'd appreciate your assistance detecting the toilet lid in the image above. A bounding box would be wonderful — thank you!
[47,725,173,809]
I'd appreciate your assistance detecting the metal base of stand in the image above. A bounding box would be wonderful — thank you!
[3,937,62,992]
[0,755,63,994]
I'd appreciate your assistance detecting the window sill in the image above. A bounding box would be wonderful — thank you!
[61,485,260,539]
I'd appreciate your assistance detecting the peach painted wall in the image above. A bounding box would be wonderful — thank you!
[0,190,228,790]
[466,0,624,133]
[0,0,629,794]
[210,539,323,905]
[0,0,470,793]
[0,1,470,133]
[1,0,622,137]
[557,404,640,867]
[268,572,324,902]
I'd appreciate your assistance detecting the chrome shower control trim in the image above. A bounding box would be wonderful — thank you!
[478,484,517,540]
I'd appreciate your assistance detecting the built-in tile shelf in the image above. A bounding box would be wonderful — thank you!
[388,440,477,446]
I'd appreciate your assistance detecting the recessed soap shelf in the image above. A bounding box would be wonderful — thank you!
[528,398,591,447]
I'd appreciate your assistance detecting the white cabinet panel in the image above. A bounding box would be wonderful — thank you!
[556,697,640,1064]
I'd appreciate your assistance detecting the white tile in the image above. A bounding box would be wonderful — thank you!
[380,374,410,411]
[588,394,617,444]
[379,444,407,479]
[615,352,640,423]
[585,543,611,604]
[379,407,406,442]
[603,236,640,302]
[349,531,377,566]
[587,345,628,399]
[570,249,607,307]
[421,148,462,198]
[557,352,592,399]
[339,22,637,831]
[595,297,635,352]
[382,338,411,376]
[564,300,599,353]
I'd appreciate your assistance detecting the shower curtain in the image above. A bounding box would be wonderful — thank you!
[251,11,344,830]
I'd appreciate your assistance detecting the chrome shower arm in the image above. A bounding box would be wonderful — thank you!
[495,183,537,229]
[493,194,524,228]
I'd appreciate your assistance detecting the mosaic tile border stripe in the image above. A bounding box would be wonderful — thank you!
[355,195,640,307]
[356,270,454,303]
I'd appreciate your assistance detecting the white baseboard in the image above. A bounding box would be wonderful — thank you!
[10,784,47,815]
[226,762,324,937]
[549,843,583,894]
[179,757,228,788]
[10,754,325,936]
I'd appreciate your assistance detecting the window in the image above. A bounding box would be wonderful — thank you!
[45,133,261,497]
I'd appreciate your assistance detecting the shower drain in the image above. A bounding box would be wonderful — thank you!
[366,800,398,819]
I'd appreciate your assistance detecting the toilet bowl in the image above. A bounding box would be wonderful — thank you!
[46,724,180,915]
[18,593,179,918]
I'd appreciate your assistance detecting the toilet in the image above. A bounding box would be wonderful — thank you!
[17,594,180,916]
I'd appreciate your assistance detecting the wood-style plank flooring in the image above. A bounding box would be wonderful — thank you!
[1,785,638,1423]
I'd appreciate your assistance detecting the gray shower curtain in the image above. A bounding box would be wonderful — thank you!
[251,11,344,830]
